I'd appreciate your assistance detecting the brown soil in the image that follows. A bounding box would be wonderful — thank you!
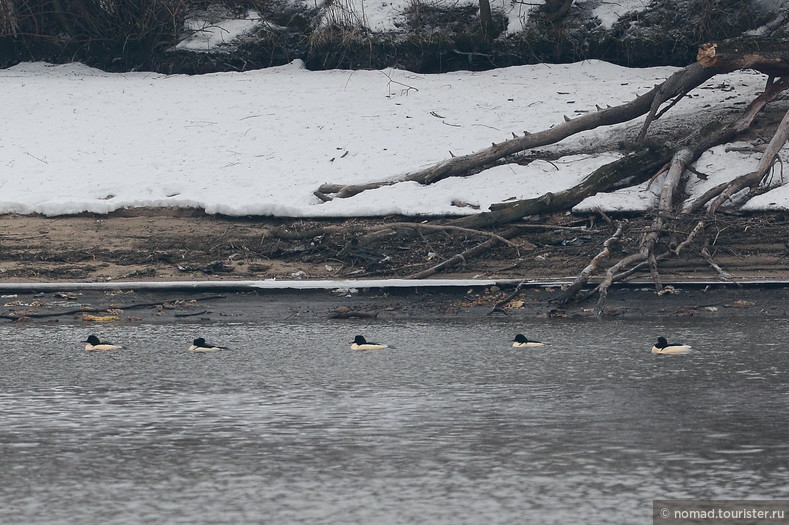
[1,208,787,284]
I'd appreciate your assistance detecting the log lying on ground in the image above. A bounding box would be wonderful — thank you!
[355,73,779,276]
[451,145,671,229]
[401,147,668,279]
[318,38,787,208]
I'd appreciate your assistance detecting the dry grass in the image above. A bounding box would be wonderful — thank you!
[0,0,268,44]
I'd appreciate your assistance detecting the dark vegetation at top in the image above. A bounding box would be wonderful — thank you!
[0,0,785,74]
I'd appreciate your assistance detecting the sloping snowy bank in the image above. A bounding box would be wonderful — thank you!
[3,60,787,217]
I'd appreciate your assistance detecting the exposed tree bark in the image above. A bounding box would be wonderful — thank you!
[672,220,704,256]
[477,0,495,41]
[696,38,789,76]
[700,245,733,281]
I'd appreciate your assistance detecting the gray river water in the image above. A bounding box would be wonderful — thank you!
[0,316,787,524]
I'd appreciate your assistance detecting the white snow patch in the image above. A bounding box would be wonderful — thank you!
[1,60,785,217]
[176,10,263,51]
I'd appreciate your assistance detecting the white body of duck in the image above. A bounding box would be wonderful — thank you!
[350,335,388,350]
[651,336,691,354]
[512,334,545,348]
[188,337,225,352]
[84,335,122,351]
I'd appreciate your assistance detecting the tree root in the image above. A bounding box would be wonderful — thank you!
[557,222,623,306]
[562,148,693,311]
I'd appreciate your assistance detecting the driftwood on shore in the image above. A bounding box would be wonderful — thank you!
[318,38,789,311]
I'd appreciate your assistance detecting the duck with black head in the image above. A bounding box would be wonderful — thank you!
[84,335,122,351]
[350,335,388,350]
[651,336,691,354]
[512,334,545,348]
[188,337,226,352]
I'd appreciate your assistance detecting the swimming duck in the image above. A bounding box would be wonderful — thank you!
[350,335,388,350]
[84,335,122,351]
[651,336,691,354]
[512,334,545,348]
[188,337,226,352]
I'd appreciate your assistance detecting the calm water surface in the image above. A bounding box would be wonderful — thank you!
[0,317,787,524]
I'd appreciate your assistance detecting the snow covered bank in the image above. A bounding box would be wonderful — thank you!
[3,60,787,217]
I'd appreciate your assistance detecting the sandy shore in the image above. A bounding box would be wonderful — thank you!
[0,208,787,320]
[1,208,787,283]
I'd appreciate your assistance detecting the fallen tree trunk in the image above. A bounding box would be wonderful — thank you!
[319,39,787,205]
[341,39,789,282]
[316,62,715,200]
[451,145,671,228]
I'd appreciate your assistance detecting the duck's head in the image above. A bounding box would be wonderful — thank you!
[193,338,206,346]
[513,334,527,344]
[352,335,367,345]
[84,335,101,345]
[656,336,668,347]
